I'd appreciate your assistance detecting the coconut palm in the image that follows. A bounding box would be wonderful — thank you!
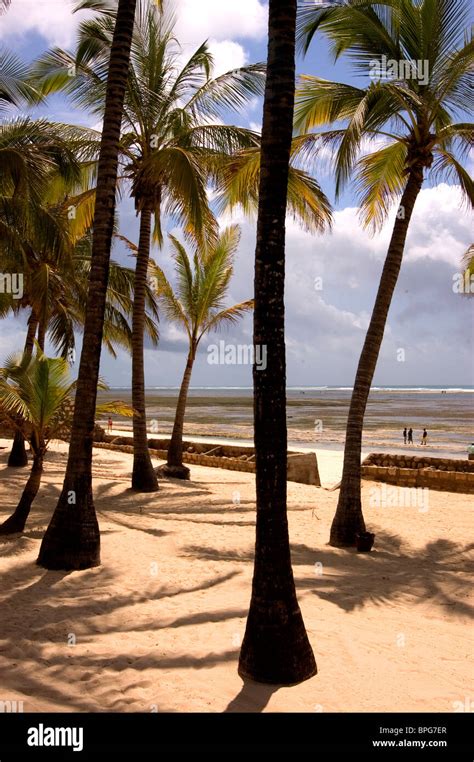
[36,0,138,571]
[0,131,159,465]
[237,0,317,685]
[0,350,131,535]
[0,117,97,466]
[152,226,253,478]
[296,0,474,546]
[32,0,265,492]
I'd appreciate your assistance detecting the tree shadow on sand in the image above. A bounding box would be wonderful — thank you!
[181,530,474,618]
[0,561,244,711]
[225,679,280,712]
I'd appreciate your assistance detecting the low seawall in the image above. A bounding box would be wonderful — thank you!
[93,433,320,487]
[361,453,474,494]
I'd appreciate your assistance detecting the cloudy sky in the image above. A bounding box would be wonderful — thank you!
[1,0,473,388]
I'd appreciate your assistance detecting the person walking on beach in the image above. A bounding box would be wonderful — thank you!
[421,428,428,445]
[407,427,413,445]
[107,416,113,435]
[403,427,407,445]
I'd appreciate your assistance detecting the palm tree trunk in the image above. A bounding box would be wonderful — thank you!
[238,0,316,685]
[330,167,424,547]
[131,201,158,491]
[0,452,43,534]
[165,348,195,478]
[37,0,137,571]
[8,313,38,468]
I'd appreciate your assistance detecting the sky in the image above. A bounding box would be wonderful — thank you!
[1,0,473,388]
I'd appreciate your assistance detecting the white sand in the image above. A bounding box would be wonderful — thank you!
[0,437,472,712]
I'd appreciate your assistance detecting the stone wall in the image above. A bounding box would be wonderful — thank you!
[93,438,321,486]
[361,453,474,494]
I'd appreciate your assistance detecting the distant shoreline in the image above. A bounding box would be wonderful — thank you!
[107,386,474,393]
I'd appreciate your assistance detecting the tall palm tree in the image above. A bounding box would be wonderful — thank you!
[296,0,473,546]
[36,0,138,571]
[238,0,317,685]
[33,0,265,492]
[0,130,159,464]
[0,350,131,535]
[153,226,253,478]
[0,116,93,466]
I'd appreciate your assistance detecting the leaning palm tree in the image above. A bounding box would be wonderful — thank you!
[153,226,253,478]
[0,350,131,535]
[296,0,473,546]
[0,117,96,466]
[238,0,317,685]
[36,0,138,570]
[0,132,159,465]
[33,0,265,492]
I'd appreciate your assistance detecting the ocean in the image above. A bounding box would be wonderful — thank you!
[97,386,474,459]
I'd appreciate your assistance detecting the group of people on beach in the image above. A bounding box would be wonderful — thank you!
[403,427,428,446]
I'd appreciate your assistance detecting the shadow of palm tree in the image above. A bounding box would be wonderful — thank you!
[0,561,243,711]
[225,679,280,712]
[181,531,474,618]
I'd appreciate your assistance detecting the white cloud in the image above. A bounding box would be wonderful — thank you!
[207,39,247,77]
[1,0,267,51]
[0,0,90,48]
[173,0,267,44]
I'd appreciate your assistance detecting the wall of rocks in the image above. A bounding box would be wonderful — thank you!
[93,437,320,485]
[361,453,474,493]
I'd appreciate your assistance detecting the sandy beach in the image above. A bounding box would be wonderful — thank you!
[0,437,472,713]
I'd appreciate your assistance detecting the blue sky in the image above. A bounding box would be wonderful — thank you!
[1,0,473,387]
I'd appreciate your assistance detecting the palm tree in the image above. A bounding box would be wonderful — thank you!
[296,0,473,546]
[33,0,265,492]
[0,117,93,466]
[0,350,131,535]
[238,0,317,685]
[153,226,253,478]
[36,0,138,571]
[0,128,159,465]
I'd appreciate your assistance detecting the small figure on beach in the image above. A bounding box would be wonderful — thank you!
[421,428,428,445]
[407,427,413,445]
[467,443,474,461]
[403,427,407,444]
[107,416,113,435]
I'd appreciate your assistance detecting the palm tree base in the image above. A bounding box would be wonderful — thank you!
[37,486,101,570]
[157,463,190,480]
[0,517,26,535]
[238,608,317,685]
[132,453,159,492]
[329,518,365,548]
[8,433,29,467]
